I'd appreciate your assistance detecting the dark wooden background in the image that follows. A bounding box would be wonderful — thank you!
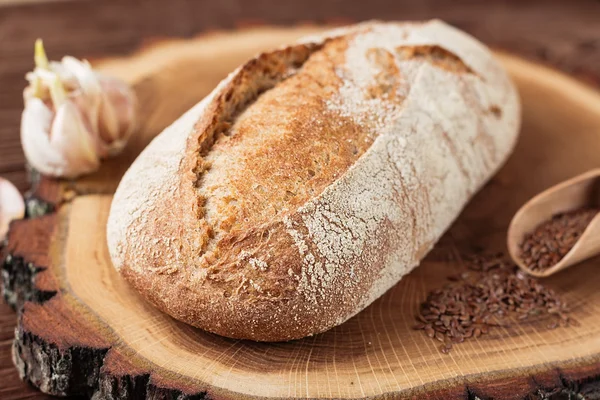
[1,0,599,398]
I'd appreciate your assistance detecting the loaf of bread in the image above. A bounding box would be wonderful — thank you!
[107,20,520,341]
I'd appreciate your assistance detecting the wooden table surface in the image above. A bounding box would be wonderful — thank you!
[1,1,599,398]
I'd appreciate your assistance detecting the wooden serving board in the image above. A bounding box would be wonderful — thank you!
[3,26,600,399]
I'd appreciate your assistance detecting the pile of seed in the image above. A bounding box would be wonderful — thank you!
[414,253,575,354]
[519,207,599,272]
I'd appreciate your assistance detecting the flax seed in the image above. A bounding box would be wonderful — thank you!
[519,207,598,272]
[413,253,576,354]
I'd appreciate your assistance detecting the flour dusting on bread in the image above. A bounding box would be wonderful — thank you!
[285,21,519,312]
[107,20,520,341]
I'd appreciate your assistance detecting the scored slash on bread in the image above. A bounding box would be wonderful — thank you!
[107,20,520,341]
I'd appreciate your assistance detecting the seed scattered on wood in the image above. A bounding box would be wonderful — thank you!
[547,321,558,330]
[519,207,599,272]
[414,253,575,354]
[425,326,435,338]
[440,344,452,354]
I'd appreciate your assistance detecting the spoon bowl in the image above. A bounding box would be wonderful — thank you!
[507,168,600,277]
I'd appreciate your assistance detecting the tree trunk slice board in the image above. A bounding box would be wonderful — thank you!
[3,26,600,399]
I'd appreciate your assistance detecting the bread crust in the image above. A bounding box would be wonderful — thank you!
[107,20,520,341]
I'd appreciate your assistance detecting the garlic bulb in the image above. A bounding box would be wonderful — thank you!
[0,178,25,241]
[21,40,137,178]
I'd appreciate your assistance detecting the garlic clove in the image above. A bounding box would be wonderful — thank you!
[21,98,70,176]
[97,75,136,149]
[61,56,104,133]
[62,57,101,96]
[96,82,121,144]
[21,97,100,178]
[49,101,100,176]
[48,74,67,106]
[0,178,25,242]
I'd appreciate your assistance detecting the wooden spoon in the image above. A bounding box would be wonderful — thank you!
[507,169,600,277]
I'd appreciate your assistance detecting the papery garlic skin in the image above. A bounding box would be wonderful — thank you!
[20,40,136,178]
[0,178,25,241]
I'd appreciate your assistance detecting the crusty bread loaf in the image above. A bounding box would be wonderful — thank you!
[107,20,520,341]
